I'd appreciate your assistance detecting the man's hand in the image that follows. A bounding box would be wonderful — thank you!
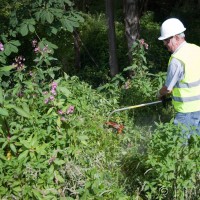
[157,86,172,100]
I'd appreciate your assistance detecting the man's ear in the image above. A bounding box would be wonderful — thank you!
[175,35,182,41]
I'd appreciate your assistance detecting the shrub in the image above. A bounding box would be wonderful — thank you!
[0,40,131,199]
[144,122,200,199]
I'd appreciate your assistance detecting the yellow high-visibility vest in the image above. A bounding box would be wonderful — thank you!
[169,43,200,112]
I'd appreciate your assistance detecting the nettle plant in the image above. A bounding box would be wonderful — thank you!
[0,39,130,199]
[0,2,134,199]
[0,0,84,66]
[0,40,74,197]
[143,122,200,200]
[115,39,166,110]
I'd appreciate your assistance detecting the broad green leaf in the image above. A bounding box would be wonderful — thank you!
[0,55,6,64]
[49,8,63,18]
[47,126,51,133]
[0,138,6,143]
[20,24,28,36]
[40,10,48,24]
[73,12,84,22]
[33,58,40,62]
[47,107,54,115]
[9,30,17,37]
[48,56,58,61]
[2,141,8,149]
[50,27,58,35]
[12,181,21,187]
[69,19,79,27]
[28,24,35,32]
[10,143,17,153]
[18,150,29,160]
[9,40,21,46]
[36,144,47,155]
[49,165,54,173]
[64,72,69,80]
[0,108,9,116]
[25,18,36,25]
[13,186,22,192]
[64,0,73,6]
[57,117,61,127]
[35,11,42,21]
[22,103,30,114]
[44,59,51,65]
[58,87,71,97]
[3,44,11,56]
[78,135,88,145]
[0,154,6,160]
[45,41,58,49]
[12,106,30,118]
[46,11,54,24]
[65,20,73,32]
[0,65,15,72]
[54,159,65,165]
[55,172,65,183]
[30,135,38,147]
[61,18,73,32]
[20,140,31,149]
[32,189,42,199]
[78,135,89,141]
[76,14,84,23]
[9,44,18,53]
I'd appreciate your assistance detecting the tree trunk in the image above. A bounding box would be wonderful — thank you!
[105,0,119,77]
[73,30,81,71]
[123,0,140,62]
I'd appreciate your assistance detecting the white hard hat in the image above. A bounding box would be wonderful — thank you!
[158,18,186,40]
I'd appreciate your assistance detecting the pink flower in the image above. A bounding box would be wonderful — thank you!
[0,42,4,51]
[139,39,148,50]
[43,91,48,95]
[32,39,38,47]
[34,47,40,53]
[51,82,57,95]
[58,110,64,115]
[44,98,49,104]
[61,117,66,121]
[29,71,33,76]
[144,43,149,50]
[51,82,57,89]
[51,89,56,95]
[13,55,25,70]
[49,96,54,101]
[139,39,145,45]
[43,45,48,52]
[124,80,131,89]
[66,105,74,114]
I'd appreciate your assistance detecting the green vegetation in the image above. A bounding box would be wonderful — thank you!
[0,0,200,199]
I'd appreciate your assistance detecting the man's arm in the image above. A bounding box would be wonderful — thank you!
[158,58,184,99]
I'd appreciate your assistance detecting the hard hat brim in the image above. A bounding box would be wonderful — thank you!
[158,28,186,40]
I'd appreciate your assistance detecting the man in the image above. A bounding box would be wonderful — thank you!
[157,18,200,135]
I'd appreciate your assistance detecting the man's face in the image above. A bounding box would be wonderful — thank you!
[163,36,176,53]
[163,35,185,53]
[163,35,179,53]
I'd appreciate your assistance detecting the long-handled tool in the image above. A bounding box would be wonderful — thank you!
[107,97,172,121]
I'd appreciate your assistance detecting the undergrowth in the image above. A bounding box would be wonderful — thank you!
[0,28,199,200]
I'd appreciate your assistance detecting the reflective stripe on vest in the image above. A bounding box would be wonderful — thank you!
[170,43,200,113]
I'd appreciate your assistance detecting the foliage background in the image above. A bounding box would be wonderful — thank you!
[0,0,200,199]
